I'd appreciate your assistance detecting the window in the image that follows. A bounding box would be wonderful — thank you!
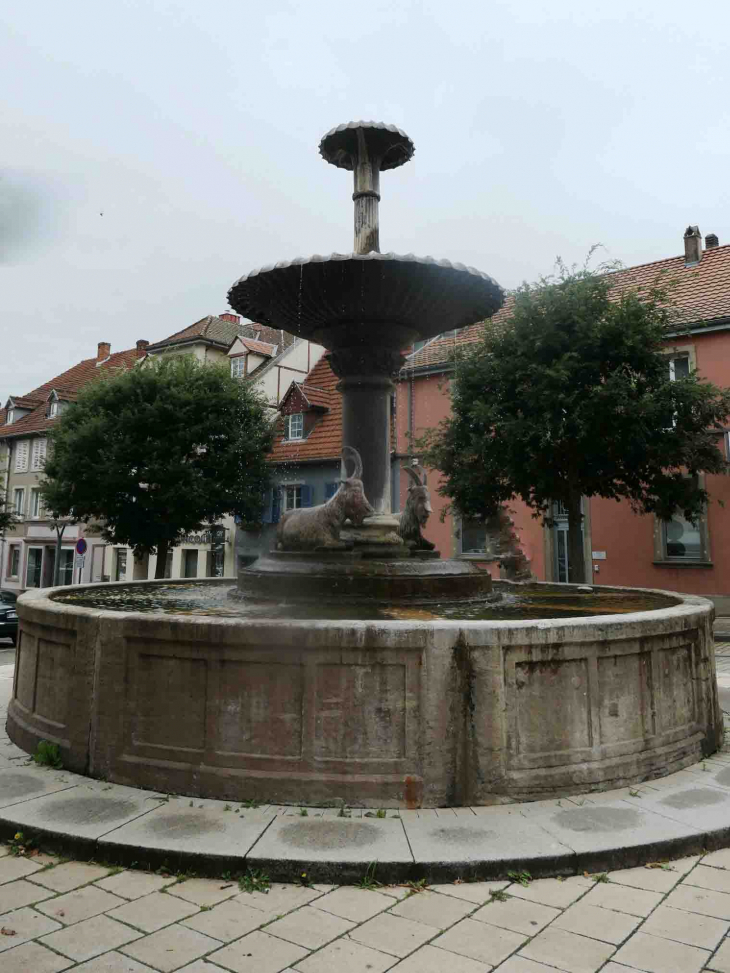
[26,548,42,588]
[14,441,29,473]
[58,549,74,586]
[668,355,691,381]
[163,551,173,579]
[114,549,128,581]
[31,438,47,471]
[49,400,59,417]
[286,413,304,440]
[183,549,198,578]
[662,512,703,560]
[460,518,489,554]
[230,357,246,379]
[12,488,24,518]
[284,485,302,510]
[7,545,20,578]
[30,489,42,519]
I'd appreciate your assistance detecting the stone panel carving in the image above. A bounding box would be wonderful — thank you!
[34,637,70,727]
[658,643,696,732]
[15,634,37,712]
[132,655,207,752]
[314,663,406,760]
[214,662,304,758]
[512,658,592,755]
[597,652,655,745]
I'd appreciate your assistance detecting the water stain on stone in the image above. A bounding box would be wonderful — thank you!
[279,820,378,851]
[146,812,226,838]
[660,788,727,810]
[429,826,496,846]
[553,806,641,833]
[39,796,138,825]
[714,767,730,787]
[0,773,48,801]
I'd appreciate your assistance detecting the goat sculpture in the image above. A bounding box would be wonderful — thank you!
[398,464,435,551]
[276,446,374,551]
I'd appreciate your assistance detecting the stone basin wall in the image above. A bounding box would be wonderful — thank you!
[6,580,722,807]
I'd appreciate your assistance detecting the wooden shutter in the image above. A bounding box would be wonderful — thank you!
[15,441,29,472]
[325,482,339,500]
[300,485,313,507]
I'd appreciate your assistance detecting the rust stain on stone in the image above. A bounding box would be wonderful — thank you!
[404,775,422,809]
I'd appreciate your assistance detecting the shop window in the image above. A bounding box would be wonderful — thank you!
[26,548,42,588]
[183,549,198,578]
[115,549,128,581]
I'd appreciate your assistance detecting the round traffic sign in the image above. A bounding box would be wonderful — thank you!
[75,538,88,556]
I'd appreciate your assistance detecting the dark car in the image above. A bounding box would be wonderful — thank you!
[0,590,18,645]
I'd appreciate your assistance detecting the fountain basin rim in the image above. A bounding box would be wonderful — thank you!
[28,578,712,636]
[229,250,503,289]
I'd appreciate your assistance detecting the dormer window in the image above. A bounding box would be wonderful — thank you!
[286,413,304,440]
[49,401,59,418]
[231,357,246,379]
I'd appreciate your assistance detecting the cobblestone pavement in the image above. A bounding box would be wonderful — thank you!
[4,844,730,971]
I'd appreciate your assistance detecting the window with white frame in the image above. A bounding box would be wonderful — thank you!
[230,357,246,379]
[48,400,59,417]
[654,477,710,563]
[284,485,302,511]
[7,545,21,578]
[286,413,304,440]
[14,441,29,473]
[31,438,47,471]
[30,488,42,519]
[668,354,691,381]
[12,488,24,518]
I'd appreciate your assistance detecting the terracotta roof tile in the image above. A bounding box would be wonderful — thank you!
[404,243,730,371]
[270,356,342,463]
[238,337,276,357]
[0,348,139,439]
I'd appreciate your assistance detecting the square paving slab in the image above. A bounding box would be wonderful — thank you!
[246,813,413,865]
[0,765,79,809]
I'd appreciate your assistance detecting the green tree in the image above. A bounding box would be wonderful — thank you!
[0,498,12,534]
[41,355,273,579]
[420,263,730,583]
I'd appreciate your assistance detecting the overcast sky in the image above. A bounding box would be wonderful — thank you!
[2,0,728,400]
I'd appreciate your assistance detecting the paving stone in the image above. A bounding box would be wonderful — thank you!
[640,903,728,949]
[0,877,55,910]
[31,861,113,893]
[0,854,44,884]
[349,911,435,957]
[40,913,143,960]
[72,951,159,971]
[314,886,398,922]
[182,899,278,941]
[264,905,354,949]
[427,881,510,904]
[389,888,474,927]
[707,937,730,972]
[293,936,395,973]
[0,905,62,952]
[95,870,178,899]
[234,884,323,914]
[506,875,589,908]
[580,880,663,916]
[0,766,78,809]
[518,926,616,973]
[122,923,221,972]
[552,902,641,944]
[168,877,240,907]
[472,895,560,935]
[208,929,309,973]
[248,814,413,866]
[0,939,73,972]
[497,957,574,972]
[432,917,526,966]
[606,856,699,893]
[663,883,730,920]
[387,944,492,972]
[612,930,710,973]
[703,848,730,870]
[684,863,730,895]
[36,885,127,925]
[106,890,200,932]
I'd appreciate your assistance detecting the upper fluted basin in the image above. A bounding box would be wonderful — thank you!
[227,251,505,342]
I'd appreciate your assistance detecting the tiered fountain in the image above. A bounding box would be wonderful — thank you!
[8,123,721,809]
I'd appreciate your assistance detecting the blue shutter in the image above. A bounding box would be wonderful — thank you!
[271,488,281,523]
[261,490,274,524]
[325,481,339,500]
[300,484,313,508]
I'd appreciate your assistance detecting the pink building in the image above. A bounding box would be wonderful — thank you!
[395,228,730,612]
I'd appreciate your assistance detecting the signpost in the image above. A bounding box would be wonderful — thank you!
[74,538,88,584]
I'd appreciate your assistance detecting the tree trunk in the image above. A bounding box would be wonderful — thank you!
[154,540,169,580]
[566,492,586,584]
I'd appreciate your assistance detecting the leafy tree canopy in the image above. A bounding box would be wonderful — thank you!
[0,498,12,534]
[41,354,273,577]
[420,261,730,582]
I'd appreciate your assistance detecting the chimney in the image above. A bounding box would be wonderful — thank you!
[219,312,240,323]
[97,341,111,361]
[136,339,150,359]
[684,225,702,265]
[706,233,719,250]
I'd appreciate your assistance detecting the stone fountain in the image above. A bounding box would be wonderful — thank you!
[6,123,722,809]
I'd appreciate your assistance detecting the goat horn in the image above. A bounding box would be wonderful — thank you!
[416,464,427,486]
[403,465,422,486]
[341,445,363,479]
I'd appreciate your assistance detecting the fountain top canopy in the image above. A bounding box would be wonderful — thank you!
[228,121,504,346]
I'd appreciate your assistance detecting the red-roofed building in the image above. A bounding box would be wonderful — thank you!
[396,228,730,610]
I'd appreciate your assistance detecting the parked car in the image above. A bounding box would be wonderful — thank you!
[0,590,18,645]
